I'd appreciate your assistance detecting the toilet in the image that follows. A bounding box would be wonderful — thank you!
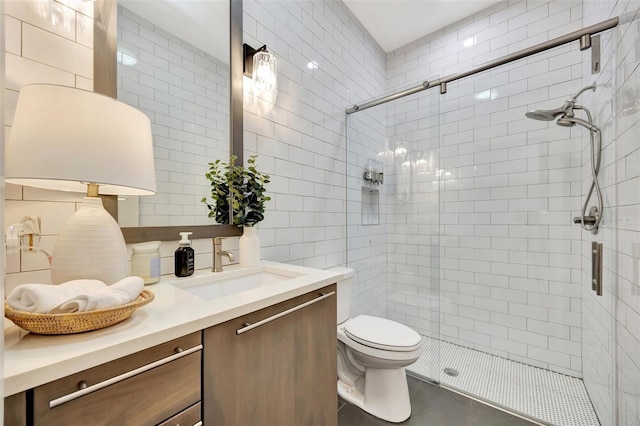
[335,268,423,423]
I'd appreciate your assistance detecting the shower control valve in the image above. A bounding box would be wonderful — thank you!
[364,159,384,185]
[364,170,383,185]
[573,206,600,234]
[573,215,597,225]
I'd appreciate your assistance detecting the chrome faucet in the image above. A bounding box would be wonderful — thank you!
[213,237,235,272]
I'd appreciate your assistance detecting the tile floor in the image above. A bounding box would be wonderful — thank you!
[338,376,538,425]
[408,338,599,426]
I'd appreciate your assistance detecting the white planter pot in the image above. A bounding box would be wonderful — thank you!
[239,226,260,267]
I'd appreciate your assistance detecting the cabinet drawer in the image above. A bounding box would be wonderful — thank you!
[34,333,202,426]
[158,402,201,426]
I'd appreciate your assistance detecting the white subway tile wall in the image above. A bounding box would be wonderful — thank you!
[116,6,229,227]
[242,0,388,316]
[583,0,640,424]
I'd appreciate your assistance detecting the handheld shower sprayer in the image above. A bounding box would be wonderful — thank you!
[525,84,602,234]
[555,115,599,131]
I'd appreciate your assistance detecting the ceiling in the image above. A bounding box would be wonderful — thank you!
[343,0,503,52]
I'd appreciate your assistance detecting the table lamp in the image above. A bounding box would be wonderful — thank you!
[6,84,157,285]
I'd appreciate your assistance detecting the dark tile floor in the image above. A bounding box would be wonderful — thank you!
[338,376,537,425]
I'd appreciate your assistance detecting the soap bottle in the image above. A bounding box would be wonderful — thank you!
[175,232,194,277]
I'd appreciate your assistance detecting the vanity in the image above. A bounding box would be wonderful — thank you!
[3,262,340,426]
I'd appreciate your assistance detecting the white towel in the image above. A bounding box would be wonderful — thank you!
[50,276,144,314]
[6,280,107,313]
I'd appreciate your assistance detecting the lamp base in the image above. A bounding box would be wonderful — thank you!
[50,197,128,285]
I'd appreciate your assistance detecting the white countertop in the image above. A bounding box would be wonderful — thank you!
[3,261,343,396]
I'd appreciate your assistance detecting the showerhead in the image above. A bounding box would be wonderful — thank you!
[525,84,596,123]
[525,107,568,121]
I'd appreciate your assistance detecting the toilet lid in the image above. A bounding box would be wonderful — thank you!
[345,315,422,352]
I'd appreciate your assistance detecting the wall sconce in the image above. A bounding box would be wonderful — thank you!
[243,43,277,91]
[6,84,156,285]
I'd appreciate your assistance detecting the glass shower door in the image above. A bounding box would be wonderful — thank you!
[345,84,442,384]
[432,41,603,425]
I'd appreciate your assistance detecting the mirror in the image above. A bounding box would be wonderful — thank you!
[116,0,229,227]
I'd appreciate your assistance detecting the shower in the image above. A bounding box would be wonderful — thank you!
[343,12,626,425]
[525,84,603,233]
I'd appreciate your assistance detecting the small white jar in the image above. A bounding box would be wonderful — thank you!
[131,241,161,285]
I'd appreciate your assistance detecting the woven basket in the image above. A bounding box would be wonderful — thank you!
[4,290,155,335]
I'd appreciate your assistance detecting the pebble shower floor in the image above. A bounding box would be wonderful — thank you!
[408,337,600,426]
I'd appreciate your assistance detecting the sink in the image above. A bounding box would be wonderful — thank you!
[168,266,303,300]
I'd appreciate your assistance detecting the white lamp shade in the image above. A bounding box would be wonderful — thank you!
[6,84,156,195]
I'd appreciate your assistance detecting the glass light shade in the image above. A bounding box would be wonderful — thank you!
[6,84,156,195]
[252,50,277,91]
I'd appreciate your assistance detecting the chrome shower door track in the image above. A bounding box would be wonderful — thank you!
[346,17,618,114]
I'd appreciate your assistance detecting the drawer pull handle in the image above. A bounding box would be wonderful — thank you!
[175,346,184,353]
[236,291,335,335]
[77,381,87,390]
[49,344,203,409]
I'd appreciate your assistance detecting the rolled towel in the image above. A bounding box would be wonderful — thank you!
[51,276,144,314]
[109,276,145,302]
[6,280,107,313]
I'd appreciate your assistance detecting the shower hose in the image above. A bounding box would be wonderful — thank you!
[579,107,603,233]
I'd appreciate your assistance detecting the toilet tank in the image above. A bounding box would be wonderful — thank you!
[331,267,354,324]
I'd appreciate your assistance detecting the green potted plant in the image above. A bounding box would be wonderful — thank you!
[202,155,270,267]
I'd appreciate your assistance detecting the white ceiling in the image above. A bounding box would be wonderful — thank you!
[344,0,503,52]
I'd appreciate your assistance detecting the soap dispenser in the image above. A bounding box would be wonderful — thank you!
[175,232,194,277]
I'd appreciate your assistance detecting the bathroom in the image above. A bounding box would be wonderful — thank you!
[2,0,640,424]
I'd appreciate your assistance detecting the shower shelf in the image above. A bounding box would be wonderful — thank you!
[361,187,379,226]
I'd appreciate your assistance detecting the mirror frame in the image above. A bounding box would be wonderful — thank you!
[93,0,243,243]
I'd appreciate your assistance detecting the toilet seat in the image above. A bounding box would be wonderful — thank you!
[345,315,422,352]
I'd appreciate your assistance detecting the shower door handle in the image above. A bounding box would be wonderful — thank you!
[591,242,603,296]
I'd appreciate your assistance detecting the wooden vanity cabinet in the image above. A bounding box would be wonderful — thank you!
[31,332,202,426]
[157,401,201,426]
[203,284,337,426]
[4,392,26,426]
